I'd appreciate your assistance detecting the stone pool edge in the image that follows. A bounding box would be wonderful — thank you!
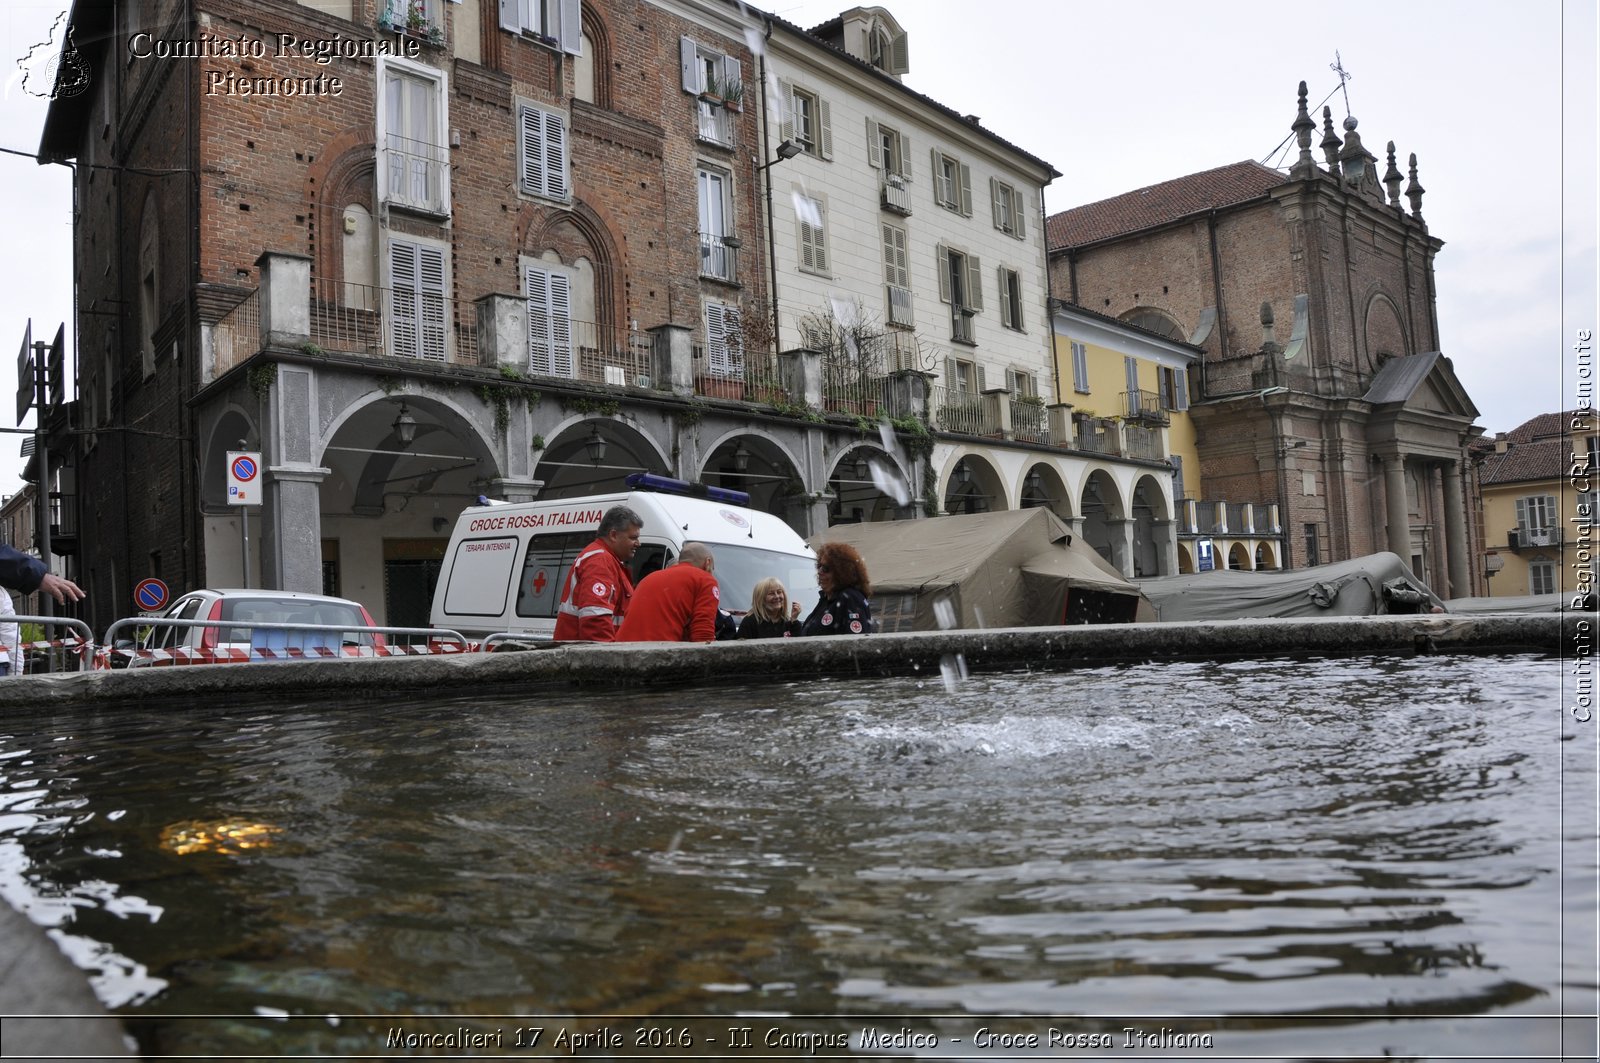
[0,613,1578,713]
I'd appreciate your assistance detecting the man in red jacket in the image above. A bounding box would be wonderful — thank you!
[616,542,721,643]
[552,505,642,642]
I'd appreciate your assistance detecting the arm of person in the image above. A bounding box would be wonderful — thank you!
[689,575,719,642]
[569,554,622,641]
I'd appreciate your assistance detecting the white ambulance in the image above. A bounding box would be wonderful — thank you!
[429,474,819,641]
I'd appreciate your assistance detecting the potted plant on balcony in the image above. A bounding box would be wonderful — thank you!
[380,1,443,46]
[720,78,745,111]
[698,72,725,106]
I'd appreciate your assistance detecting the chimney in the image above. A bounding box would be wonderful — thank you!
[1494,432,1508,454]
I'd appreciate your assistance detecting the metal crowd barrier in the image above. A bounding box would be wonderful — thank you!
[97,616,474,669]
[3,614,99,674]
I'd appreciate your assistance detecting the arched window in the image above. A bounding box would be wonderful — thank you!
[1119,307,1184,341]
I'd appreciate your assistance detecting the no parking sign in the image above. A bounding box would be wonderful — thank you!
[134,577,169,613]
[227,451,262,506]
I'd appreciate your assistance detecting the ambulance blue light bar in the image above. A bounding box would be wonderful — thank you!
[625,472,750,506]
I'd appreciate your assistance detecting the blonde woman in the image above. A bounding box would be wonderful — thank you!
[736,577,801,639]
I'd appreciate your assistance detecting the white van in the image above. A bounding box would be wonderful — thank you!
[430,474,819,640]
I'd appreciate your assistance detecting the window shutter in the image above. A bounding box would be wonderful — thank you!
[931,149,944,203]
[680,37,699,93]
[556,0,581,55]
[936,244,951,303]
[418,244,447,361]
[997,265,1013,327]
[1124,356,1140,402]
[1011,191,1026,238]
[1514,496,1527,529]
[706,301,742,375]
[944,356,957,388]
[799,197,826,272]
[976,365,987,392]
[519,105,542,194]
[865,117,880,169]
[1176,369,1189,410]
[779,80,795,142]
[990,177,1003,229]
[544,110,568,200]
[899,132,911,179]
[964,254,982,311]
[959,163,973,216]
[499,0,518,33]
[390,240,419,359]
[1073,341,1089,392]
[526,264,552,374]
[548,270,572,376]
[1005,368,1019,394]
[888,31,909,75]
[723,55,741,97]
[817,97,832,159]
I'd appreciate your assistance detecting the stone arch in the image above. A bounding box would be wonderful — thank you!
[577,4,614,109]
[1079,467,1127,571]
[1176,541,1195,574]
[533,416,671,500]
[701,428,809,519]
[200,405,260,509]
[307,134,378,287]
[942,451,1003,515]
[520,200,627,342]
[1130,472,1172,577]
[1227,541,1253,570]
[1362,289,1409,373]
[316,390,500,518]
[827,441,904,523]
[1255,540,1280,570]
[1118,306,1185,342]
[1019,460,1071,519]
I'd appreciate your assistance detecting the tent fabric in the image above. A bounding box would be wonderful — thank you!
[808,509,1142,630]
[1136,552,1445,622]
[1445,593,1579,614]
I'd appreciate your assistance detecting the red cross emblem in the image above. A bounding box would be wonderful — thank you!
[533,569,548,593]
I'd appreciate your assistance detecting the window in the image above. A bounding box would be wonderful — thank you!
[378,58,449,215]
[1305,523,1320,566]
[945,356,981,395]
[681,39,740,146]
[865,118,910,179]
[524,261,574,377]
[867,24,908,74]
[704,300,743,378]
[936,244,981,344]
[138,196,158,379]
[1006,368,1037,397]
[990,178,1025,237]
[697,165,736,282]
[1530,559,1555,596]
[997,266,1023,331]
[780,82,831,159]
[500,0,581,54]
[380,0,441,35]
[797,193,828,275]
[389,237,448,361]
[1071,340,1089,394]
[882,222,912,327]
[931,149,972,215]
[518,101,569,201]
[1159,366,1190,411]
[1516,494,1557,536]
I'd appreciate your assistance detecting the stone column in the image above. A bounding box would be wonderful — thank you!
[476,293,528,371]
[1106,517,1135,577]
[650,324,694,398]
[777,346,823,410]
[1152,518,1178,576]
[1383,453,1411,559]
[1441,459,1471,598]
[259,362,327,592]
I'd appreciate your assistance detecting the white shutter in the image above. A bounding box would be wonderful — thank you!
[1005,368,1020,395]
[723,56,741,98]
[817,97,832,159]
[390,240,419,359]
[779,80,795,141]
[959,162,973,216]
[1176,368,1190,410]
[799,198,827,273]
[418,244,447,361]
[706,301,742,376]
[544,110,568,199]
[548,271,572,376]
[964,254,982,311]
[899,132,911,180]
[944,357,957,389]
[1125,355,1140,398]
[936,243,950,303]
[931,149,945,204]
[865,117,881,169]
[990,177,1003,229]
[499,0,518,33]
[1514,497,1527,530]
[1011,190,1026,238]
[1073,341,1089,392]
[519,105,542,195]
[680,37,699,93]
[526,264,575,376]
[888,32,909,74]
[976,365,987,392]
[997,265,1013,328]
[556,0,581,55]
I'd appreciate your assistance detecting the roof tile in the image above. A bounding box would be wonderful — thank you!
[1047,160,1285,249]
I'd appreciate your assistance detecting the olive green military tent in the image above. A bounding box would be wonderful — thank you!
[808,508,1144,631]
[1136,551,1445,622]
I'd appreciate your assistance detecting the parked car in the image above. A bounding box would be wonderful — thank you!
[115,589,386,667]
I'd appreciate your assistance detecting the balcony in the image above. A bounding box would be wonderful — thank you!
[382,134,450,216]
[1178,498,1282,537]
[1010,396,1048,444]
[1072,413,1121,456]
[931,384,994,435]
[951,308,976,345]
[1508,527,1562,550]
[1124,423,1165,461]
[880,176,912,215]
[1123,388,1170,426]
[698,233,740,283]
[696,99,733,146]
[821,357,888,417]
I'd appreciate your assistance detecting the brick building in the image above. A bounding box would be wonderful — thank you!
[1046,83,1484,596]
[43,0,1135,632]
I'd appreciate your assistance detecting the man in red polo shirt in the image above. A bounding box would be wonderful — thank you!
[552,505,643,642]
[616,542,721,643]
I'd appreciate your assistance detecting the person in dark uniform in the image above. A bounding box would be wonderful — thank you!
[801,542,874,636]
[737,577,802,639]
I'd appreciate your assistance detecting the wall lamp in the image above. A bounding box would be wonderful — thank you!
[732,442,750,474]
[585,424,608,465]
[392,402,418,447]
[955,461,972,485]
[757,139,802,170]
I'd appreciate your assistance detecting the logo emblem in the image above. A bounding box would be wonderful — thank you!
[849,620,863,633]
[591,581,607,597]
[719,508,750,530]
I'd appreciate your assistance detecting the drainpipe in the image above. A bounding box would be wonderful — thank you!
[760,19,781,351]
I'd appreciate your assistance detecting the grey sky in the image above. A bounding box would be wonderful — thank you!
[1,0,1594,499]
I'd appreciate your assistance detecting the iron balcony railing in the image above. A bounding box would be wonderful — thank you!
[1124,423,1165,461]
[1011,397,1049,444]
[382,133,450,215]
[1123,388,1170,425]
[821,357,888,417]
[1073,414,1120,456]
[930,384,994,435]
[698,233,739,283]
[308,279,484,367]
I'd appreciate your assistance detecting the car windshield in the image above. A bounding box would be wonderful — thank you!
[214,597,374,649]
[711,545,818,617]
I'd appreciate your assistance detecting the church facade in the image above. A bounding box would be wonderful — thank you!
[1046,83,1483,596]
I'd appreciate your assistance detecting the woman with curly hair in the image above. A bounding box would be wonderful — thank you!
[801,542,875,636]
[737,577,802,639]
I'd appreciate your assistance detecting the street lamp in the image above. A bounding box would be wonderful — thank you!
[732,442,750,474]
[584,424,607,465]
[955,461,971,485]
[392,402,418,447]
